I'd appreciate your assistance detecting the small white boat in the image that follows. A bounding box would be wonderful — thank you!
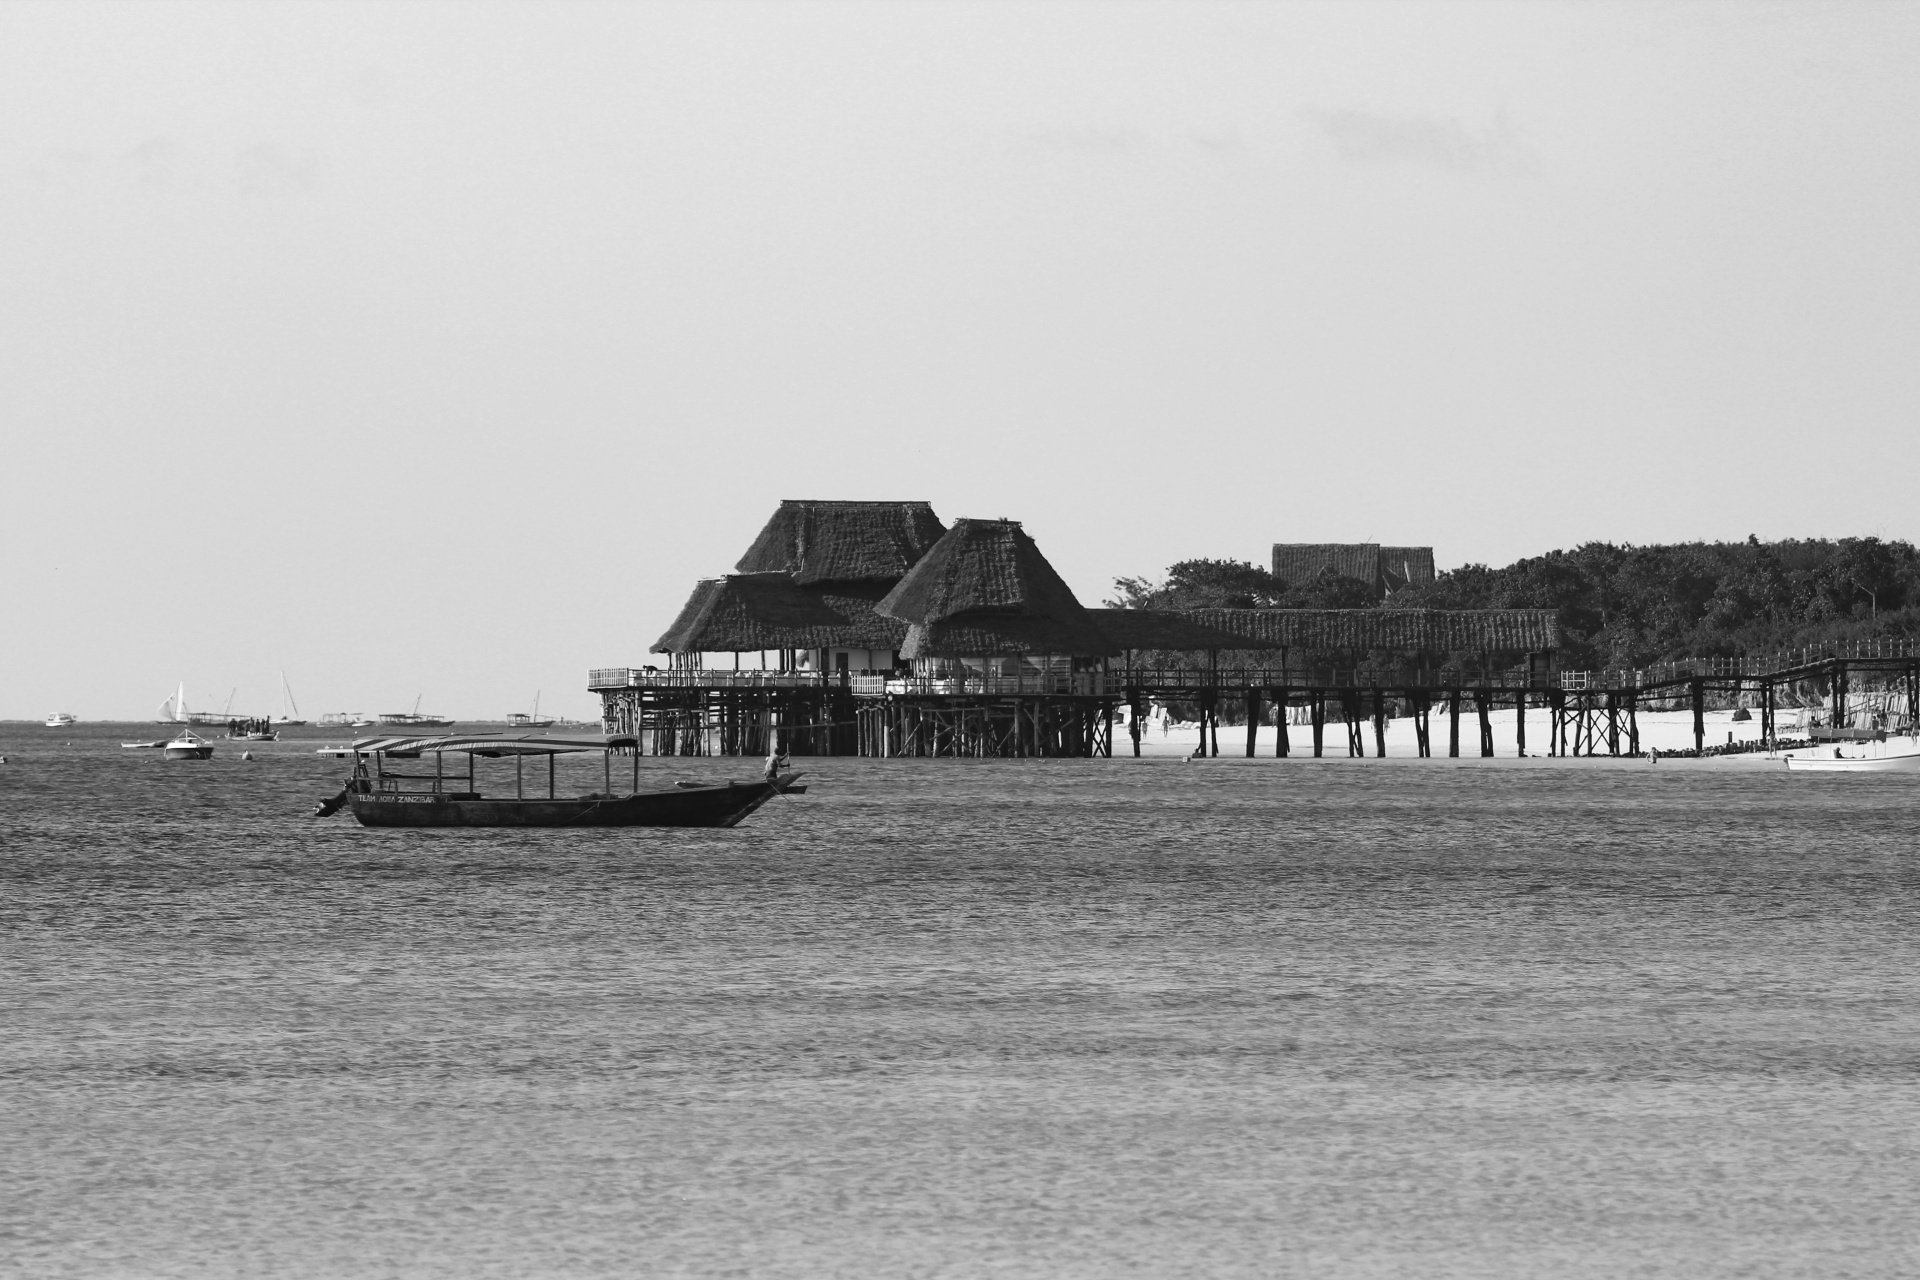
[1783,737,1920,772]
[162,729,215,761]
[45,713,77,728]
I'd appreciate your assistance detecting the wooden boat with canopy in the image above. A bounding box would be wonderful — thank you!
[313,731,804,827]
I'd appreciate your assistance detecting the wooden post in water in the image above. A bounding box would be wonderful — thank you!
[1244,688,1260,758]
[1371,688,1387,758]
[1628,695,1640,755]
[1691,679,1706,755]
[1129,688,1142,758]
[1478,692,1493,757]
[1311,691,1325,758]
[1448,690,1461,758]
[516,754,523,800]
[1515,693,1526,757]
[1274,688,1290,758]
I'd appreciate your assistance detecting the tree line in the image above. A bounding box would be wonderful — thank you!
[1108,537,1920,670]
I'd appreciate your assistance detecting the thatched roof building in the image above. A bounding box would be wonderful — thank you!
[1086,608,1283,653]
[1178,607,1557,654]
[651,500,948,667]
[1271,543,1436,598]
[877,518,1118,658]
[651,575,907,655]
[735,500,947,585]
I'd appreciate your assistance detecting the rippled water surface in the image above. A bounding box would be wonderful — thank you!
[5,724,1919,1277]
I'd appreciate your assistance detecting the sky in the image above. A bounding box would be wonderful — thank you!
[3,0,1917,720]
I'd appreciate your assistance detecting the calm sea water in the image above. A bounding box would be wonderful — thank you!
[4,723,1918,1278]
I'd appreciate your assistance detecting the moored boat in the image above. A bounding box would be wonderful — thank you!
[162,729,215,761]
[44,713,77,728]
[275,672,308,726]
[1783,737,1920,772]
[312,731,804,828]
[507,692,554,728]
[378,695,454,731]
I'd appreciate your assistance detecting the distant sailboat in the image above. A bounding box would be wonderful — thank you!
[378,695,454,730]
[507,691,555,729]
[158,682,239,726]
[275,671,308,726]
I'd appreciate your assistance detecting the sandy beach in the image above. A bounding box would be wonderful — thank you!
[1125,706,1782,761]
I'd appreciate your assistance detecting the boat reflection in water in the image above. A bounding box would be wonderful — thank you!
[313,731,804,828]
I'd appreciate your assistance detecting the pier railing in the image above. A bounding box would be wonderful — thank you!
[588,667,1110,697]
[1559,637,1920,691]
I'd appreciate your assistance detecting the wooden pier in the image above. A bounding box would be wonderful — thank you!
[596,499,1918,761]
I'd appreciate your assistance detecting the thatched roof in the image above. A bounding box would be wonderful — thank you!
[1272,543,1382,587]
[735,500,946,585]
[1182,608,1559,653]
[652,574,907,653]
[878,518,1118,656]
[1086,608,1283,652]
[1378,546,1436,593]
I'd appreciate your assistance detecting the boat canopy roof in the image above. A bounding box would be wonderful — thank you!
[351,731,639,757]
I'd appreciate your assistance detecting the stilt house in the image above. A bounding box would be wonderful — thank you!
[651,500,946,675]
[875,518,1118,693]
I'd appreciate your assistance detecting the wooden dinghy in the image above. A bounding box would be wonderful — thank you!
[313,731,805,828]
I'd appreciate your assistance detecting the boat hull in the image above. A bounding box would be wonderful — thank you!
[163,744,215,760]
[1785,751,1920,772]
[346,777,799,828]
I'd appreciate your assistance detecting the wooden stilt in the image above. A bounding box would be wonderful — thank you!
[1245,688,1260,758]
[1691,679,1706,755]
[1371,688,1387,757]
[1275,688,1290,758]
[1515,691,1526,757]
[1312,691,1325,758]
[1478,692,1493,757]
[1448,690,1461,758]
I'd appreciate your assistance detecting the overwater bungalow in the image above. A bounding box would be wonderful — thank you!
[592,502,1558,759]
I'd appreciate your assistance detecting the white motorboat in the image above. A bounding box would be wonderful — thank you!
[162,729,215,761]
[1783,737,1920,772]
[45,713,77,728]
